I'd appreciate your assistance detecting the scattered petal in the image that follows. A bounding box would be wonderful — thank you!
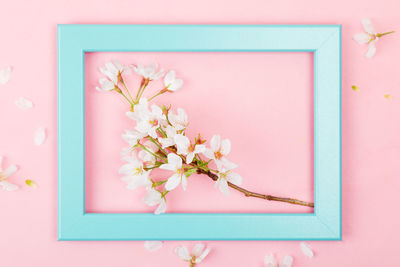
[144,241,163,252]
[352,85,359,92]
[361,18,375,34]
[0,181,19,191]
[365,41,377,58]
[300,242,314,258]
[384,94,392,100]
[280,255,294,267]
[15,97,34,110]
[34,127,47,146]
[25,179,37,189]
[264,253,278,267]
[0,66,12,85]
[353,33,371,44]
[175,246,191,261]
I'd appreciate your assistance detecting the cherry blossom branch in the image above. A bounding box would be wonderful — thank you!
[196,168,314,208]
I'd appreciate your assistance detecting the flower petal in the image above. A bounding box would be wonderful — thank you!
[159,163,176,171]
[194,144,206,154]
[202,149,215,160]
[174,134,190,155]
[143,189,161,206]
[144,241,163,252]
[167,153,182,169]
[165,173,181,191]
[34,127,47,146]
[186,152,195,164]
[220,139,231,155]
[169,79,183,91]
[218,179,230,196]
[0,156,3,171]
[353,33,370,44]
[15,97,34,110]
[227,172,242,186]
[300,242,314,258]
[164,70,176,86]
[181,175,188,191]
[175,246,191,261]
[191,243,205,257]
[280,255,294,267]
[3,165,18,178]
[361,18,375,34]
[0,181,18,191]
[210,135,221,152]
[154,198,167,214]
[264,253,278,267]
[196,247,210,263]
[0,66,12,85]
[365,41,377,58]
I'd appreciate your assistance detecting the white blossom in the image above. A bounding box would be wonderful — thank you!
[203,135,235,169]
[160,153,187,191]
[99,60,130,84]
[0,156,18,191]
[126,98,150,122]
[215,163,242,196]
[174,134,205,164]
[96,77,116,92]
[353,18,393,58]
[135,104,166,138]
[164,70,183,92]
[133,63,164,80]
[168,108,188,131]
[119,153,151,190]
[121,129,146,146]
[175,243,210,265]
[158,125,177,148]
[143,188,167,215]
[138,140,159,166]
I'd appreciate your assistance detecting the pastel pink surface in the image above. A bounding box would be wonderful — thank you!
[0,0,400,267]
[85,52,314,214]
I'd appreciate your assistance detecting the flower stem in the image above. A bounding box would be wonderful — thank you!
[196,168,314,208]
[136,81,149,102]
[148,137,168,156]
[148,90,165,101]
[117,90,134,108]
[377,31,395,37]
[121,80,135,104]
[138,144,166,161]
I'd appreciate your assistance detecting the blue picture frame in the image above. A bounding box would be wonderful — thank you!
[58,24,341,240]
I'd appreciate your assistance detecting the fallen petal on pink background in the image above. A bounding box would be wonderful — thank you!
[1,0,400,266]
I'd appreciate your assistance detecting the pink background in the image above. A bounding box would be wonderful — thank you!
[1,0,400,266]
[85,52,314,214]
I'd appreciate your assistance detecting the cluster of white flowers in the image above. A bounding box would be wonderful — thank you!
[96,60,242,214]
